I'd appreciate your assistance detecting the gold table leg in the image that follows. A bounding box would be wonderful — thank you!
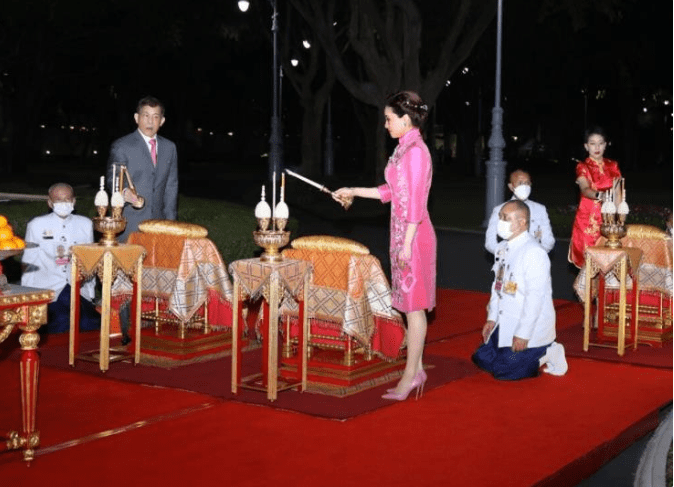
[267,271,280,401]
[134,259,142,364]
[617,256,627,356]
[231,280,240,394]
[99,251,113,371]
[69,254,78,366]
[583,258,592,352]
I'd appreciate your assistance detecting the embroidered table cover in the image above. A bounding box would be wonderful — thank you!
[113,233,234,325]
[280,248,405,359]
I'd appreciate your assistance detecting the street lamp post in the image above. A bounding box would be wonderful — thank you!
[239,0,283,181]
[268,0,283,180]
[483,0,506,226]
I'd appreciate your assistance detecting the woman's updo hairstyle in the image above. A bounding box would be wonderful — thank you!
[584,125,610,144]
[386,90,429,128]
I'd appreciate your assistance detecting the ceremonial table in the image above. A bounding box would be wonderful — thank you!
[229,258,311,401]
[69,243,145,371]
[124,231,234,334]
[578,246,643,356]
[0,284,53,462]
[280,246,405,362]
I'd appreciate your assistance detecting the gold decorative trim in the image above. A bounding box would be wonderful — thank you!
[0,291,52,307]
[0,323,14,344]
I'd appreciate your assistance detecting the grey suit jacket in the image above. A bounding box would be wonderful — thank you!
[107,130,179,241]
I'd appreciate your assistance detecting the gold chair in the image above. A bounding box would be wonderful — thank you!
[280,235,405,365]
[125,220,235,340]
[602,224,673,346]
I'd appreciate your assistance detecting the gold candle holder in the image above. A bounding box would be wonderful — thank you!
[253,228,290,262]
[600,213,627,249]
[94,216,126,247]
[257,217,271,232]
[275,218,288,232]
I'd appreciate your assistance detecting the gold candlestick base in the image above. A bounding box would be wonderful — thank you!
[600,217,627,249]
[253,230,290,262]
[94,216,126,247]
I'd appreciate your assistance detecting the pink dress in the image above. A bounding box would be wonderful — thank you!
[378,128,436,313]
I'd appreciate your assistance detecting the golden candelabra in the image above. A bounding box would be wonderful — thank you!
[600,178,628,249]
[253,217,290,262]
[94,165,143,246]
[93,214,127,247]
[600,212,627,249]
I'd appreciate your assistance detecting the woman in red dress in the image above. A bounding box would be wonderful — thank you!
[569,127,622,268]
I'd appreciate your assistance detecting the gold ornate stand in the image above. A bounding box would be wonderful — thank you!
[583,246,643,356]
[229,258,311,401]
[69,244,145,371]
[0,285,53,462]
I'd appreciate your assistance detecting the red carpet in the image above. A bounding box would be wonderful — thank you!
[27,345,478,419]
[0,289,671,486]
[558,324,673,369]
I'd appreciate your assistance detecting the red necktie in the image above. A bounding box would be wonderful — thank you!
[149,138,157,166]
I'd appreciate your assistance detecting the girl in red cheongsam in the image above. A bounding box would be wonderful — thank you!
[569,126,622,268]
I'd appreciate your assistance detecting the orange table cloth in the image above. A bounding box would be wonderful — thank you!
[280,248,406,359]
[114,232,234,327]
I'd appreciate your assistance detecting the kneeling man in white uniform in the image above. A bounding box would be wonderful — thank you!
[473,200,567,380]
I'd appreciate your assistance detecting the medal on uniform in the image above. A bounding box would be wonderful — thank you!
[495,263,504,292]
[503,281,518,295]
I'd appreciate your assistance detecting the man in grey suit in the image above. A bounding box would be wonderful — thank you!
[107,95,179,242]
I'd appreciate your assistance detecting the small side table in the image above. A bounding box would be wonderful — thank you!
[69,244,145,372]
[583,246,643,356]
[0,284,53,463]
[229,258,311,401]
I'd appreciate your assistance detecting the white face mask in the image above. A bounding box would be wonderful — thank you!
[513,184,531,201]
[53,202,74,218]
[497,219,514,240]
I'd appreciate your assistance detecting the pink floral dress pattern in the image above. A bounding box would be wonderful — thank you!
[378,128,436,313]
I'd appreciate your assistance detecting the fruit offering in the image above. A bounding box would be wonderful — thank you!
[0,216,25,250]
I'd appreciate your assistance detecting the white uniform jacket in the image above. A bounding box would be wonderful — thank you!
[21,212,95,302]
[485,197,555,254]
[486,232,556,348]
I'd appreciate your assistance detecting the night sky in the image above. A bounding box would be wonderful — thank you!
[0,0,671,174]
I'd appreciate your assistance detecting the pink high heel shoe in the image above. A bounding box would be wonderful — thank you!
[386,369,427,393]
[382,369,427,401]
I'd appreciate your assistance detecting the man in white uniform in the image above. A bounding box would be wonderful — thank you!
[21,183,100,333]
[473,200,567,380]
[485,169,555,254]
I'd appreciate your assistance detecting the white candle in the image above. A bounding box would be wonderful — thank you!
[281,173,285,201]
[100,175,105,190]
[272,171,276,220]
[112,165,116,192]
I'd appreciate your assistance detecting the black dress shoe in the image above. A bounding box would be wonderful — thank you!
[121,334,132,346]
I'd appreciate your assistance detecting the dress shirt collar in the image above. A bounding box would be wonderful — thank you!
[506,231,530,252]
[137,129,157,148]
[50,211,73,223]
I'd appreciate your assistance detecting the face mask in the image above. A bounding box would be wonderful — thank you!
[513,184,531,201]
[497,219,513,240]
[53,202,74,217]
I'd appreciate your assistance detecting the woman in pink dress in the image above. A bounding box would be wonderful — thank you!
[569,126,622,268]
[335,91,436,401]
